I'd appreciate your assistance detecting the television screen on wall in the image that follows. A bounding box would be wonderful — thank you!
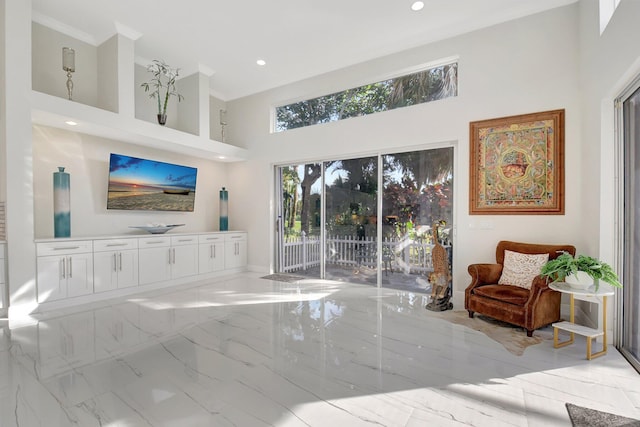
[106,153,197,212]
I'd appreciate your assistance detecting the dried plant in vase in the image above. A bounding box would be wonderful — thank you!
[141,59,184,125]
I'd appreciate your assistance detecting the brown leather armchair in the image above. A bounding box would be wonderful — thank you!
[465,241,576,337]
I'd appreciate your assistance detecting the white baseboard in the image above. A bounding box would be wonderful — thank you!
[247,264,269,274]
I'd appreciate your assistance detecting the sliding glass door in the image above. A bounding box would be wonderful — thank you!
[324,157,378,285]
[382,148,453,292]
[275,163,322,278]
[622,84,640,371]
[275,147,453,294]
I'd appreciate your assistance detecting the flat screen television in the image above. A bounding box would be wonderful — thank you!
[106,153,197,212]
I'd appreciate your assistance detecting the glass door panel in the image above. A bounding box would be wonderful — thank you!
[381,147,453,293]
[623,86,640,371]
[324,157,378,285]
[275,163,322,278]
[275,147,454,294]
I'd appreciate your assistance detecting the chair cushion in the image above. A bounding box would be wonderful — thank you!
[498,250,549,289]
[473,284,530,306]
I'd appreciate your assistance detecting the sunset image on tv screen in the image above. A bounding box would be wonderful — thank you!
[106,153,197,212]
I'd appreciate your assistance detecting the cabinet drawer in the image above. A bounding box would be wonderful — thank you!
[94,239,138,252]
[198,234,224,244]
[224,232,247,242]
[37,240,93,256]
[138,236,171,248]
[171,235,198,246]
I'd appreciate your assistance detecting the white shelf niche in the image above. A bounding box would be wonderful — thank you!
[31,91,248,162]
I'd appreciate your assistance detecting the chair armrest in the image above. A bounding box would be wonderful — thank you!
[525,275,553,303]
[467,263,503,290]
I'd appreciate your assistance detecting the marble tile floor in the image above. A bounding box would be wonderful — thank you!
[1,272,639,426]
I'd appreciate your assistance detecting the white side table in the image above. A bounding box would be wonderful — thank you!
[549,282,615,360]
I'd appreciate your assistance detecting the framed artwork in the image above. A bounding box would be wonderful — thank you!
[469,109,565,215]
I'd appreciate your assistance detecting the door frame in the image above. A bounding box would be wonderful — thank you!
[616,74,640,372]
[271,142,457,288]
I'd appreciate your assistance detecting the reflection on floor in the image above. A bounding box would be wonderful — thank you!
[288,265,433,294]
[1,272,639,426]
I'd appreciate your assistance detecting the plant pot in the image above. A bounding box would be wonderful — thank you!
[565,271,593,290]
[157,114,167,126]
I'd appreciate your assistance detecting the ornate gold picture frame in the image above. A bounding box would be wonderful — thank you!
[469,109,565,215]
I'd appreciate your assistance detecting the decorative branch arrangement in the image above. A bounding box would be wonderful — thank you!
[141,59,184,125]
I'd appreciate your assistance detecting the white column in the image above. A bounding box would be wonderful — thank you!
[2,0,37,320]
[197,65,214,139]
[177,65,214,138]
[114,23,140,117]
[97,23,139,116]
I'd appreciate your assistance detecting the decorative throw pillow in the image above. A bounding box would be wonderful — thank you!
[498,250,549,289]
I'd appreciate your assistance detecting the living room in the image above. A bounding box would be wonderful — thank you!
[2,0,640,425]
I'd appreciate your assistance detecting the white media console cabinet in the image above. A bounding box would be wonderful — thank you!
[34,231,247,310]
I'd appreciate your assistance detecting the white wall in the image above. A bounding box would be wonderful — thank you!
[0,0,6,203]
[227,4,584,304]
[32,125,228,239]
[579,0,640,260]
[578,0,640,332]
[0,0,8,314]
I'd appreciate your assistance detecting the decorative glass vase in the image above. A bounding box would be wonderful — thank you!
[53,167,71,238]
[220,187,228,231]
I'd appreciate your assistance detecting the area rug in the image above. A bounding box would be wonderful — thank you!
[260,274,305,283]
[566,403,640,426]
[433,310,553,356]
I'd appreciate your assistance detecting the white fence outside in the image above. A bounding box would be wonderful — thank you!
[282,232,445,274]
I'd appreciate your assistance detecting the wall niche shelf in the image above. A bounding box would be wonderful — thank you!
[31,91,247,162]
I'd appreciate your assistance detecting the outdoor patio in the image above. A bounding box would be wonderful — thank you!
[279,233,451,295]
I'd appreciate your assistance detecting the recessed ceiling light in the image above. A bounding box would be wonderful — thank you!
[256,59,266,66]
[65,120,78,126]
[219,156,226,160]
[411,1,424,11]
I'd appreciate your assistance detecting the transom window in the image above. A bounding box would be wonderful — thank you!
[274,60,458,132]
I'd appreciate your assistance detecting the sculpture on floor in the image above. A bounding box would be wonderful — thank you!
[426,220,453,311]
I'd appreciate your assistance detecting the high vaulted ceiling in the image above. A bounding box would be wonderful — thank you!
[32,0,577,101]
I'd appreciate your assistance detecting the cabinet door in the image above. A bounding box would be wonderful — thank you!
[225,240,247,269]
[214,243,225,271]
[37,256,66,302]
[224,241,237,269]
[117,249,139,288]
[139,247,171,285]
[172,245,198,279]
[198,243,225,273]
[198,244,213,274]
[66,253,93,298]
[236,240,247,268]
[93,251,118,293]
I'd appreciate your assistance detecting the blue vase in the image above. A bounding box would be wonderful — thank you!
[219,187,228,231]
[54,167,70,238]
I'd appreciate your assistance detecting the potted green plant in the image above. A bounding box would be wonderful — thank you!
[141,59,184,125]
[540,252,622,289]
